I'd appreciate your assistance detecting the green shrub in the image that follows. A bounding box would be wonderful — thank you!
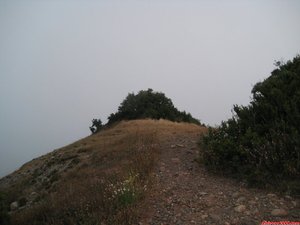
[107,89,200,125]
[89,119,103,134]
[107,173,139,207]
[200,55,300,194]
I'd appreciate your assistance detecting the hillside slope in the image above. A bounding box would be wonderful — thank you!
[0,119,299,225]
[0,119,202,224]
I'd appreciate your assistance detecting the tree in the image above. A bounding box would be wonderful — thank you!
[89,119,103,134]
[107,89,200,125]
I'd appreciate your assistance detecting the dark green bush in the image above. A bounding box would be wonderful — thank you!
[200,56,300,194]
[107,89,200,125]
[89,119,103,134]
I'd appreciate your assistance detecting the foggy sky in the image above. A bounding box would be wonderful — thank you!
[0,0,300,177]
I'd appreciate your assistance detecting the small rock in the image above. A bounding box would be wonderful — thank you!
[171,145,176,148]
[271,208,288,216]
[285,195,292,200]
[160,166,166,172]
[176,144,185,148]
[210,213,221,221]
[291,201,297,207]
[231,218,239,224]
[201,214,208,219]
[245,210,251,215]
[241,218,256,225]
[171,158,180,163]
[232,192,240,198]
[205,195,216,207]
[267,193,277,198]
[236,196,246,203]
[253,208,259,215]
[224,222,230,225]
[248,200,256,205]
[234,205,246,213]
[10,201,19,211]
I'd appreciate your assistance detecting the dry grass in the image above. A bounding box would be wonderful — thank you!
[1,119,203,225]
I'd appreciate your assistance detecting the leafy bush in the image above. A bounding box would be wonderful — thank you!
[107,173,138,207]
[107,89,200,125]
[200,56,300,194]
[89,119,103,134]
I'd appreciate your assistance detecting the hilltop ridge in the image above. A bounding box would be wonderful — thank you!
[1,119,299,225]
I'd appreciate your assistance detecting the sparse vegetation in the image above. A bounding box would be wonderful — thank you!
[8,120,160,225]
[200,55,300,194]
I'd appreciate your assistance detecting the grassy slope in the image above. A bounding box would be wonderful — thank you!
[0,119,203,225]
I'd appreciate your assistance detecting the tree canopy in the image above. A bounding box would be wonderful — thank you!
[107,89,200,125]
[89,119,103,134]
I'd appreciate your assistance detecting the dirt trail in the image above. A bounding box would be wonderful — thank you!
[139,133,300,225]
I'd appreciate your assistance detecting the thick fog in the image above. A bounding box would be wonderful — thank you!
[0,0,299,177]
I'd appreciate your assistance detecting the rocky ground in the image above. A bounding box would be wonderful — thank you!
[138,133,300,225]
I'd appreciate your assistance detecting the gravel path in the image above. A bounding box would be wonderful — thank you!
[138,133,300,225]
